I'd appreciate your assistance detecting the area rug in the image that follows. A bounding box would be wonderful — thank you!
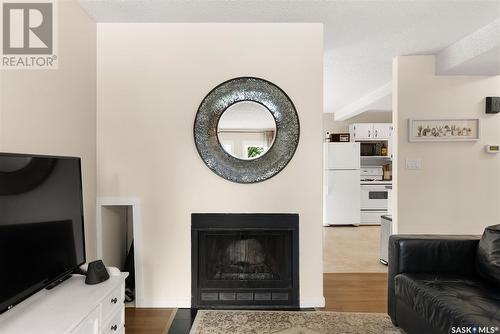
[189,310,402,334]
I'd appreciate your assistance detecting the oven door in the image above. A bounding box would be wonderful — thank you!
[360,185,388,210]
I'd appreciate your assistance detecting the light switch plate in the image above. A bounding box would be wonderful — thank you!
[486,145,499,153]
[406,158,422,170]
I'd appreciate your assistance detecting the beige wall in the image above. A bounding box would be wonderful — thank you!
[97,23,324,307]
[323,111,392,135]
[0,1,97,260]
[394,55,500,234]
[101,206,128,270]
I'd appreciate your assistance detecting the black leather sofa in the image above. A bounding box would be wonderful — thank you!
[388,225,500,334]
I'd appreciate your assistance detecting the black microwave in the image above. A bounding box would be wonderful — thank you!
[360,142,382,156]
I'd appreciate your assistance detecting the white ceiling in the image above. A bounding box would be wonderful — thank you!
[443,45,500,75]
[79,0,500,118]
[436,18,500,75]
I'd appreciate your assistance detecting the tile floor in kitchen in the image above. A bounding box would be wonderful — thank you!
[323,225,388,273]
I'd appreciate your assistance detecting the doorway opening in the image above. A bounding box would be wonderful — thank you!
[322,112,393,274]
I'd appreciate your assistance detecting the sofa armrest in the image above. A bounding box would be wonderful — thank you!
[387,235,480,324]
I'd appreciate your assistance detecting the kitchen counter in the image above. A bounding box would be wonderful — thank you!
[360,181,392,185]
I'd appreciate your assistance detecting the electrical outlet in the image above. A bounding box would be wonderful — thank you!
[406,158,422,170]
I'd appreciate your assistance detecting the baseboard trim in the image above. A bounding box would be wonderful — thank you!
[300,297,325,308]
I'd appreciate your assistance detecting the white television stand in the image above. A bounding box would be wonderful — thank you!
[0,270,128,334]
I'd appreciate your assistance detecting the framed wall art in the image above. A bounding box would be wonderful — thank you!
[408,118,480,142]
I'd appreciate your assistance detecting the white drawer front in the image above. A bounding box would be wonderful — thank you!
[71,306,99,334]
[102,283,124,322]
[101,307,124,334]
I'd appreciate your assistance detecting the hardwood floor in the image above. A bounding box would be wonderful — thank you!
[322,273,388,313]
[125,273,388,333]
[125,308,176,334]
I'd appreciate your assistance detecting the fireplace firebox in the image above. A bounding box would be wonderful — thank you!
[191,214,299,308]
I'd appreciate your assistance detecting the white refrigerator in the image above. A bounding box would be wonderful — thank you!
[323,142,361,226]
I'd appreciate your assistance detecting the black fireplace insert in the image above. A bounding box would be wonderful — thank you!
[191,213,299,308]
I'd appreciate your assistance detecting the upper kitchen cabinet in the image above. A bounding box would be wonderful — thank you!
[349,123,393,140]
[373,123,392,139]
[349,123,373,140]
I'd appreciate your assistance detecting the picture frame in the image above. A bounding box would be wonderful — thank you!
[408,118,480,142]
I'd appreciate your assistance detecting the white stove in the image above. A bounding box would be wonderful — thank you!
[360,167,390,225]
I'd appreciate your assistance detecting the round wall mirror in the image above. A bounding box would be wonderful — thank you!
[194,77,300,183]
[217,101,276,160]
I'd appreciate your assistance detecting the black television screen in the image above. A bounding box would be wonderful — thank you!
[0,153,86,313]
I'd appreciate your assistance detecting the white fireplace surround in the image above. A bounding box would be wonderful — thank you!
[96,198,325,308]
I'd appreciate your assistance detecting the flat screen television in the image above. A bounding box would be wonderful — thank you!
[0,153,86,314]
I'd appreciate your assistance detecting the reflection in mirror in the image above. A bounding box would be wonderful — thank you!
[217,101,276,160]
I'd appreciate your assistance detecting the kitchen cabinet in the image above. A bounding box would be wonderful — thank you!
[349,123,392,140]
[349,123,373,140]
[373,123,392,139]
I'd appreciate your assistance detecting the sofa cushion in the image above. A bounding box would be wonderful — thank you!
[476,224,500,286]
[395,273,500,333]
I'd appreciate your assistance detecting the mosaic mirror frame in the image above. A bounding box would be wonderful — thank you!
[194,77,300,183]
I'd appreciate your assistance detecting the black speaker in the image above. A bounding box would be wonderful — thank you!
[85,260,110,285]
[486,97,500,114]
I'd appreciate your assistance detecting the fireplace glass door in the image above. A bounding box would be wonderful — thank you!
[191,213,299,308]
[199,231,292,289]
